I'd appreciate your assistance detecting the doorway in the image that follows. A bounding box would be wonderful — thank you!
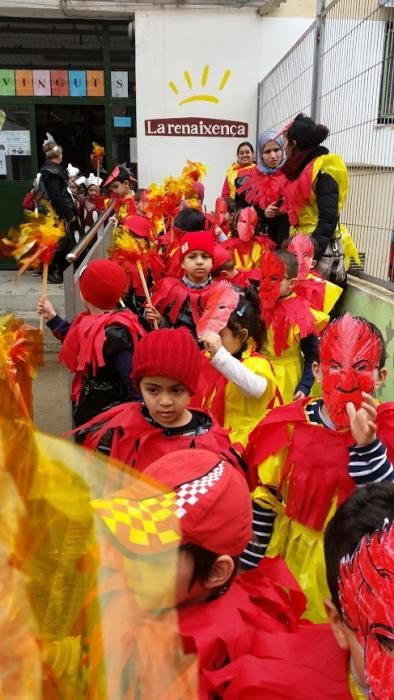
[36,104,106,175]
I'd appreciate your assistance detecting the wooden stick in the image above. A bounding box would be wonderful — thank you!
[97,162,100,186]
[40,263,48,333]
[136,260,158,329]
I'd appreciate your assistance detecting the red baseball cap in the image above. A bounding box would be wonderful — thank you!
[92,449,252,556]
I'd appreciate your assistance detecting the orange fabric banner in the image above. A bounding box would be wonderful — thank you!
[15,70,33,96]
[87,70,104,97]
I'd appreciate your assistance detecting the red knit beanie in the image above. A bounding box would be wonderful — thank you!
[124,214,151,239]
[79,259,127,309]
[131,328,201,393]
[180,231,215,262]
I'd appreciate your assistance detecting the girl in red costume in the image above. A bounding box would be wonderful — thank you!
[241,314,394,624]
[212,244,261,288]
[38,259,144,431]
[145,231,218,343]
[224,205,273,272]
[259,248,329,404]
[236,130,289,246]
[76,328,242,473]
[286,233,343,314]
[194,283,280,446]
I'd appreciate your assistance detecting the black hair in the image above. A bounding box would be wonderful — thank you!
[237,141,255,156]
[274,249,299,279]
[227,287,266,349]
[285,113,329,151]
[212,259,235,278]
[134,188,146,202]
[180,542,238,591]
[225,197,237,214]
[174,207,206,232]
[111,166,133,184]
[324,483,394,612]
[318,315,386,369]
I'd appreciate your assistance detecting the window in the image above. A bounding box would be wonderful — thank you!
[378,21,394,123]
[0,107,32,181]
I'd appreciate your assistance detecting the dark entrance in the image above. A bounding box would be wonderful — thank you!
[36,104,106,176]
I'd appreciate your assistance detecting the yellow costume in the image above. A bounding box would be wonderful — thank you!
[246,397,358,623]
[261,294,328,404]
[197,340,280,447]
[223,162,255,199]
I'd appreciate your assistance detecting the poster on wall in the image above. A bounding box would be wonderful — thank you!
[0,130,31,155]
[0,144,6,175]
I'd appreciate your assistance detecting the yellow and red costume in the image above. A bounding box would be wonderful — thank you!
[221,162,255,200]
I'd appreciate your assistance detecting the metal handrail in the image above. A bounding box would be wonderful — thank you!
[66,202,115,263]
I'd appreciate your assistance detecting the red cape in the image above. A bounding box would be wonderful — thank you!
[152,277,218,326]
[246,399,394,530]
[262,294,321,356]
[58,310,144,402]
[179,557,352,699]
[80,402,242,473]
[236,170,286,211]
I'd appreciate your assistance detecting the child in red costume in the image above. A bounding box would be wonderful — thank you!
[193,284,280,446]
[241,314,394,624]
[286,233,343,314]
[145,231,218,343]
[259,248,329,403]
[104,165,137,222]
[76,327,241,473]
[324,482,394,699]
[212,245,260,288]
[90,448,354,699]
[224,206,273,272]
[38,259,144,431]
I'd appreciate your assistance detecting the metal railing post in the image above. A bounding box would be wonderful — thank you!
[311,0,326,122]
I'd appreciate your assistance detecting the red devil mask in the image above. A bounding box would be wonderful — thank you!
[214,197,228,228]
[196,282,239,337]
[319,314,381,428]
[237,207,258,242]
[288,234,314,280]
[339,521,394,700]
[259,251,286,310]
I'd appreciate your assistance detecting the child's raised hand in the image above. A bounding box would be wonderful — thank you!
[346,392,378,447]
[145,304,162,328]
[37,295,56,321]
[200,330,222,356]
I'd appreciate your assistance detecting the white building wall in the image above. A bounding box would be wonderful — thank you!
[135,9,313,206]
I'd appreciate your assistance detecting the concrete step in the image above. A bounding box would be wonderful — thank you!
[1,270,65,351]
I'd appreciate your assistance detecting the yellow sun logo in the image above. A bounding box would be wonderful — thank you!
[168,65,231,106]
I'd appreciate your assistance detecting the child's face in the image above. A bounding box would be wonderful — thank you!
[181,251,213,283]
[124,548,210,611]
[326,601,366,689]
[278,275,297,298]
[140,377,191,427]
[110,180,131,197]
[220,326,247,356]
[87,184,99,199]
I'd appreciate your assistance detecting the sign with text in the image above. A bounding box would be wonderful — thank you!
[144,116,248,138]
[0,69,123,98]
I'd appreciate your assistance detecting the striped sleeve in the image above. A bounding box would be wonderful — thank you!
[348,438,394,485]
[239,500,277,570]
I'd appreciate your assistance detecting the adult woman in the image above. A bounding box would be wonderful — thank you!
[280,114,348,283]
[40,135,78,282]
[221,141,255,200]
[236,130,289,246]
